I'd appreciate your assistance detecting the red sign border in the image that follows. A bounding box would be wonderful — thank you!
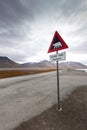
[48,31,68,53]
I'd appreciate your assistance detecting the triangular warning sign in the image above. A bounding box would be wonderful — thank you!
[48,31,68,53]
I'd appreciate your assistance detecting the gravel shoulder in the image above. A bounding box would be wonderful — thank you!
[14,85,87,130]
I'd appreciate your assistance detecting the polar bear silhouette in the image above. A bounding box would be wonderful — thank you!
[52,42,62,49]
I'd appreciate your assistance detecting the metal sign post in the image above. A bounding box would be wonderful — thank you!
[56,51,60,110]
[47,31,69,111]
[50,51,66,110]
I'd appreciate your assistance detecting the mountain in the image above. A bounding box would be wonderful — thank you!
[59,61,87,70]
[35,60,56,68]
[0,57,56,68]
[22,60,56,68]
[0,56,21,68]
[0,56,87,70]
[22,61,87,69]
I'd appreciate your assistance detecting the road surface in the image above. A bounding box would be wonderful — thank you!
[0,70,87,130]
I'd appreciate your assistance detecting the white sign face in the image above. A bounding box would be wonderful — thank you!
[50,52,66,62]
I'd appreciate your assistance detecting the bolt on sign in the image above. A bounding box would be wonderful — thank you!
[47,31,69,111]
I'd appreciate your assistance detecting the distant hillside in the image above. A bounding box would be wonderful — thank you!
[0,57,56,68]
[0,56,87,70]
[22,61,87,70]
[22,60,56,68]
[0,56,21,68]
[59,61,87,70]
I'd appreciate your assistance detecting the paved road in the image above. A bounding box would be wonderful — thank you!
[0,71,87,130]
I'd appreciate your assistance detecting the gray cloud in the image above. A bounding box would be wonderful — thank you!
[0,0,87,63]
[70,41,87,54]
[0,0,33,40]
[0,0,32,26]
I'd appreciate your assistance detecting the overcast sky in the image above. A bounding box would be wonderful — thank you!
[0,0,87,64]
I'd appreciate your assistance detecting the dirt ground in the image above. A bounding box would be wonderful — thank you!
[13,85,87,130]
[0,69,56,78]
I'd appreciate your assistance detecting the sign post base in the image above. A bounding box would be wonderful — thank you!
[57,107,63,112]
